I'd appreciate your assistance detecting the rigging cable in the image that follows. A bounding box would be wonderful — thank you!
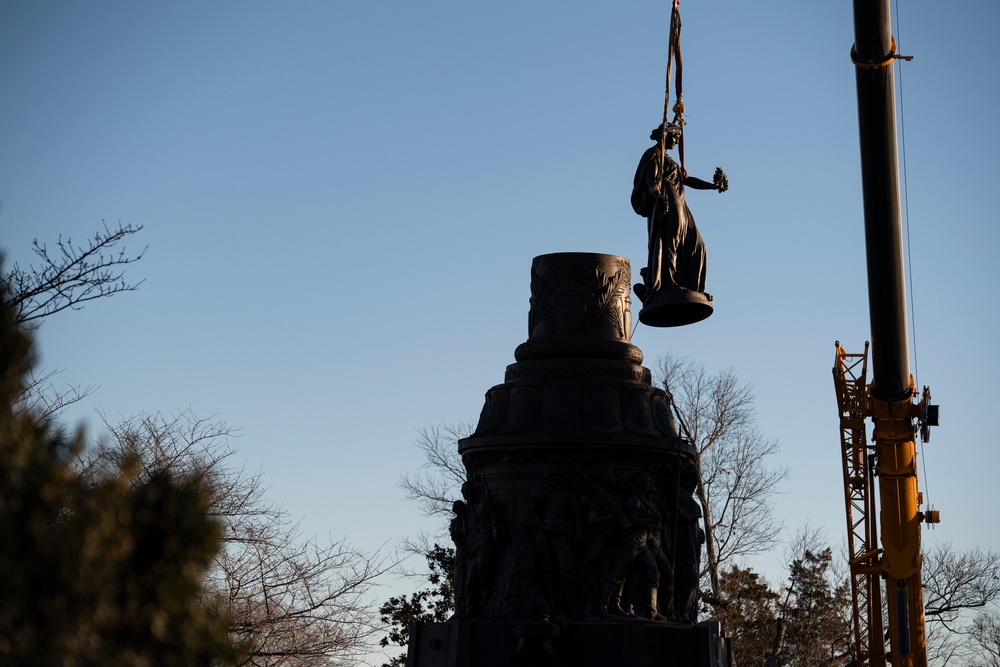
[661,0,685,177]
[894,0,932,511]
[634,0,684,344]
[673,1,686,174]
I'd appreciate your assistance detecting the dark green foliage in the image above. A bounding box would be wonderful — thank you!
[708,566,782,667]
[777,548,852,667]
[378,545,455,667]
[703,544,851,667]
[0,277,236,667]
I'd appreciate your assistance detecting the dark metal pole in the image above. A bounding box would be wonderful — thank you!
[851,0,911,402]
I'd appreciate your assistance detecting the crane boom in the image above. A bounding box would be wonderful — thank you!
[836,1,940,666]
[851,0,910,402]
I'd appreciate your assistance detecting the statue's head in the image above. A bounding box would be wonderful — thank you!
[650,123,682,146]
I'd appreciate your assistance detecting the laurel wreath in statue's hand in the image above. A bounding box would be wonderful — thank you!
[714,167,729,193]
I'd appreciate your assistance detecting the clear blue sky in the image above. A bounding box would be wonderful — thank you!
[2,0,998,599]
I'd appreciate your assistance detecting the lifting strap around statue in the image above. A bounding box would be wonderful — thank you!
[637,0,714,329]
[661,0,686,178]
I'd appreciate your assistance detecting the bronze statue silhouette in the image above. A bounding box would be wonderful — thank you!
[631,123,727,327]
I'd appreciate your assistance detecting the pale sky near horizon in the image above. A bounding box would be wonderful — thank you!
[2,0,998,643]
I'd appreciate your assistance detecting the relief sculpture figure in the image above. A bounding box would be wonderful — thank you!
[529,466,580,617]
[450,500,470,618]
[596,474,662,619]
[673,462,705,623]
[462,482,501,617]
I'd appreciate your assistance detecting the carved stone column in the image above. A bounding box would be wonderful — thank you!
[406,253,732,667]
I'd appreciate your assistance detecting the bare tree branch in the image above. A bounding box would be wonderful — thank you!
[2,221,145,328]
[3,222,145,421]
[398,423,472,522]
[971,613,1000,667]
[13,367,96,423]
[925,543,1000,621]
[656,353,788,602]
[84,409,391,666]
[919,542,1000,666]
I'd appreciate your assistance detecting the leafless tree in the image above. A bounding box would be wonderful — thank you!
[5,230,390,664]
[395,423,472,557]
[656,353,788,602]
[398,423,471,521]
[970,613,1000,667]
[2,221,146,328]
[85,410,389,666]
[924,543,1000,626]
[215,526,384,667]
[922,542,1000,667]
[3,222,144,420]
[14,367,95,422]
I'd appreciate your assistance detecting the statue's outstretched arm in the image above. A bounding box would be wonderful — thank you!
[683,167,728,193]
[682,176,716,190]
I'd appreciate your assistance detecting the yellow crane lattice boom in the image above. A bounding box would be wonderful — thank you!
[834,342,886,667]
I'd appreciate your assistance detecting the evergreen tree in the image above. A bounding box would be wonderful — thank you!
[774,547,852,667]
[709,566,781,667]
[378,545,455,667]
[706,543,851,667]
[0,276,236,666]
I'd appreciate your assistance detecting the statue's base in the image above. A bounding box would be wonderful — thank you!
[406,618,732,667]
[636,288,714,328]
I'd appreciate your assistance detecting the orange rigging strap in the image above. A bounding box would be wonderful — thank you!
[674,2,685,175]
[661,0,686,178]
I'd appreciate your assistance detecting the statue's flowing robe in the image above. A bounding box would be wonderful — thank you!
[631,147,707,294]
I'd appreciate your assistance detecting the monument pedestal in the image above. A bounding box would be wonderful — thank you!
[637,288,713,328]
[407,618,732,667]
[407,254,732,667]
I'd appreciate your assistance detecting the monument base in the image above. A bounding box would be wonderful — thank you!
[636,288,714,328]
[415,254,735,667]
[406,618,732,667]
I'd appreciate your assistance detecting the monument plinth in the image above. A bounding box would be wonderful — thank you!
[406,253,732,667]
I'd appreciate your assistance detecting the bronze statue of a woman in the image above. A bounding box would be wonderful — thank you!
[631,123,727,327]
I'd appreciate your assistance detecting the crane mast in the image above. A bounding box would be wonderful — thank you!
[834,1,940,666]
